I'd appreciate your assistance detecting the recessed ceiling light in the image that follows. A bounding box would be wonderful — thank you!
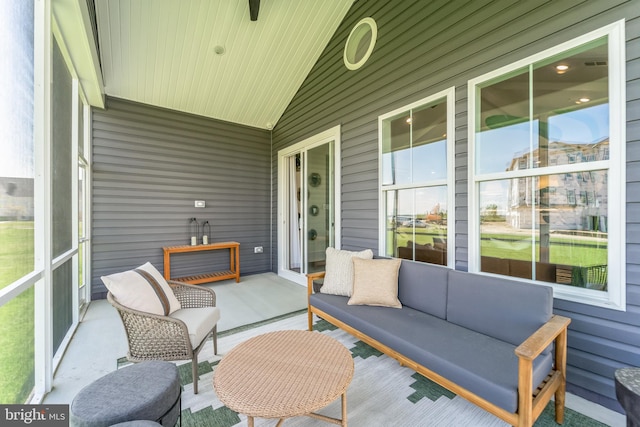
[579,97,590,103]
[406,117,412,124]
[556,64,569,71]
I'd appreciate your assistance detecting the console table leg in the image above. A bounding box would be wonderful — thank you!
[234,247,240,282]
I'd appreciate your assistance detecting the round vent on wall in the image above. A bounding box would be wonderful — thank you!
[344,17,377,70]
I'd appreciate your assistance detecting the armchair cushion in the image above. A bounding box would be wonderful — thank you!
[169,306,220,348]
[101,262,181,316]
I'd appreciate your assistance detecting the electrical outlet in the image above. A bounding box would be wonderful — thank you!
[254,246,264,253]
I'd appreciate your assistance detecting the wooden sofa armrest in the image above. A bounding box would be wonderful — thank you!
[306,271,325,331]
[515,315,571,360]
[306,271,326,296]
[515,314,571,426]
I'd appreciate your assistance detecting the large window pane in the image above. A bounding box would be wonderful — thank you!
[53,260,73,354]
[52,38,73,257]
[385,188,413,257]
[386,187,448,265]
[0,287,35,404]
[381,110,412,186]
[479,172,607,289]
[476,39,609,175]
[0,0,35,288]
[0,0,35,406]
[412,102,447,182]
[532,39,609,168]
[476,70,530,174]
[382,99,448,186]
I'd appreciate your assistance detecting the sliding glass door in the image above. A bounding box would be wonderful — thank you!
[278,127,340,284]
[306,143,334,273]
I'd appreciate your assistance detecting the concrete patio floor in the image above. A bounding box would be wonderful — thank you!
[43,272,308,405]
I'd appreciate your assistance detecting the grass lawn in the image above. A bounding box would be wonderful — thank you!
[479,232,607,266]
[386,225,447,253]
[387,226,607,267]
[0,221,35,404]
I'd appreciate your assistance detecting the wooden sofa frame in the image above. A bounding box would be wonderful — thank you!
[307,271,571,427]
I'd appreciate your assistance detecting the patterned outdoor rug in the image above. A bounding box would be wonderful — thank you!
[118,311,607,427]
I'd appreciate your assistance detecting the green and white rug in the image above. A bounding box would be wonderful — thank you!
[120,311,607,427]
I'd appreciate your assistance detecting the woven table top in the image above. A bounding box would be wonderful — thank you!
[213,330,354,419]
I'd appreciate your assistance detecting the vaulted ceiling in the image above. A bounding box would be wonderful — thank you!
[94,0,353,129]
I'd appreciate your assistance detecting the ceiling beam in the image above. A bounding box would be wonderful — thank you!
[249,0,260,21]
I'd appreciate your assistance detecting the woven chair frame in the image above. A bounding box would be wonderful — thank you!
[169,280,216,308]
[107,280,218,394]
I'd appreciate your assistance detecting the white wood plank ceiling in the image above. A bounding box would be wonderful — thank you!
[95,0,353,129]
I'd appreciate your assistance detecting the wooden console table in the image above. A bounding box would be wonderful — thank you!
[163,241,240,285]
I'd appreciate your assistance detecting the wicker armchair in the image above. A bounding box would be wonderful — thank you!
[107,280,220,394]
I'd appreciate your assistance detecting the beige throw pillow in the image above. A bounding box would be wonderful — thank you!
[348,258,402,308]
[101,262,181,315]
[320,247,374,296]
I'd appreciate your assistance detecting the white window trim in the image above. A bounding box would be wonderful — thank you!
[78,104,93,307]
[378,87,456,266]
[467,20,626,310]
[34,0,53,401]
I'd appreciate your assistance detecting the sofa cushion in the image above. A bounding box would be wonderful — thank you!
[348,258,402,308]
[310,293,552,413]
[320,247,373,296]
[397,260,448,319]
[101,262,181,316]
[446,270,553,348]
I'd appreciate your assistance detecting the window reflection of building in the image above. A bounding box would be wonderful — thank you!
[505,138,608,233]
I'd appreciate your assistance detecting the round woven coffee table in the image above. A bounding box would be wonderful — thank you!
[213,330,354,427]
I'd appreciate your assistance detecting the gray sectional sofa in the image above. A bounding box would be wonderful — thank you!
[307,259,571,427]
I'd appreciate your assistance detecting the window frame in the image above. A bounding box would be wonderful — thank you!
[378,87,456,266]
[467,20,626,310]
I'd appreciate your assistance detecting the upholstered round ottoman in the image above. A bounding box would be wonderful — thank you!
[615,367,640,427]
[70,360,181,427]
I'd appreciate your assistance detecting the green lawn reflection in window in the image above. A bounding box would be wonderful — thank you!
[475,38,609,291]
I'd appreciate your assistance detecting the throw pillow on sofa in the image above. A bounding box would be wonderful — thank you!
[320,247,373,296]
[348,257,402,308]
[101,262,181,316]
